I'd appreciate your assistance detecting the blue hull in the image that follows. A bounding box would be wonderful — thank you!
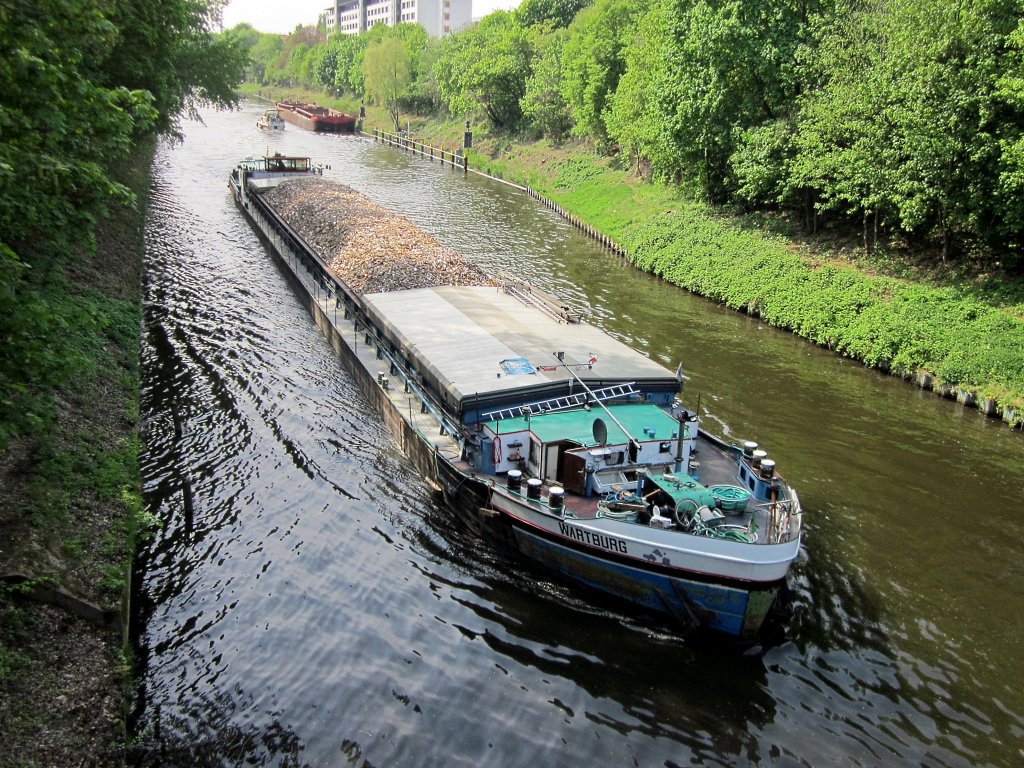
[513,525,779,637]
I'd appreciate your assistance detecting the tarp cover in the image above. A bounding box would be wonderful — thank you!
[499,357,537,376]
[362,286,677,410]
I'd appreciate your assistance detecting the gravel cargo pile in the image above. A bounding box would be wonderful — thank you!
[263,177,494,294]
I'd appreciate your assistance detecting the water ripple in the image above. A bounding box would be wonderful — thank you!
[129,103,1024,768]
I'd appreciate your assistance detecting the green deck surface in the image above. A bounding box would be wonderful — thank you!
[485,403,680,445]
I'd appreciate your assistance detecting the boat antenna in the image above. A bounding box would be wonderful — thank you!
[553,353,640,457]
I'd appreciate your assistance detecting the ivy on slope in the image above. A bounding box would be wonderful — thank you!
[618,209,1024,407]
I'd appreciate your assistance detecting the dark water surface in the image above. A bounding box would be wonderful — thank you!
[131,103,1024,767]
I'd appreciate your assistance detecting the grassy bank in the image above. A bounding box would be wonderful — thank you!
[249,86,1024,424]
[0,144,152,767]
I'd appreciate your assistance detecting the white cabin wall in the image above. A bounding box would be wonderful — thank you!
[487,427,530,473]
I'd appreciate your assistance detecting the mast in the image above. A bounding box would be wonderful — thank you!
[554,354,641,458]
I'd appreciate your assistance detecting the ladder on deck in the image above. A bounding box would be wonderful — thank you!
[482,382,640,422]
[503,282,582,324]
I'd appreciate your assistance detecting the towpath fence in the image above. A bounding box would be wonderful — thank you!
[372,128,468,174]
[370,128,629,260]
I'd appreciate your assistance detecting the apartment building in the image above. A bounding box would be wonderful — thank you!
[324,0,472,38]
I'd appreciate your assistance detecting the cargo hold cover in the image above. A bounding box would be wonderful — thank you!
[362,286,678,413]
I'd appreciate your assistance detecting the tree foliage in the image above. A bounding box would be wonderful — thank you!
[364,37,413,130]
[996,17,1024,237]
[104,0,249,134]
[652,0,815,200]
[334,34,372,94]
[0,0,245,439]
[435,12,534,128]
[560,0,642,148]
[606,2,675,176]
[792,0,1023,258]
[522,28,573,141]
[515,0,594,29]
[789,3,895,242]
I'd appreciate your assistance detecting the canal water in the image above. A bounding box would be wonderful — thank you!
[130,102,1024,766]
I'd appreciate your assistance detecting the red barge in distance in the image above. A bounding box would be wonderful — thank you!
[275,101,357,133]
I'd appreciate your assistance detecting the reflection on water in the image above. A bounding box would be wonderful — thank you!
[130,103,1024,767]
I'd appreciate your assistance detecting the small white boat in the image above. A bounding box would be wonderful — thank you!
[256,108,285,131]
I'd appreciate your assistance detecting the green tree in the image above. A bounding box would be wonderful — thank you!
[606,1,675,177]
[248,32,285,85]
[515,0,594,28]
[224,23,265,82]
[730,118,799,212]
[434,11,534,128]
[792,0,1022,258]
[522,27,573,140]
[364,37,413,130]
[347,34,373,95]
[407,37,443,114]
[881,0,1021,259]
[655,0,813,200]
[316,40,343,90]
[383,23,437,113]
[287,43,311,86]
[103,0,249,134]
[561,0,643,148]
[389,22,431,74]
[0,0,245,438]
[996,16,1024,257]
[789,3,896,245]
[327,34,370,94]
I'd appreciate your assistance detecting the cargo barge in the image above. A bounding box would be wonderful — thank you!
[275,101,357,133]
[228,155,803,639]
